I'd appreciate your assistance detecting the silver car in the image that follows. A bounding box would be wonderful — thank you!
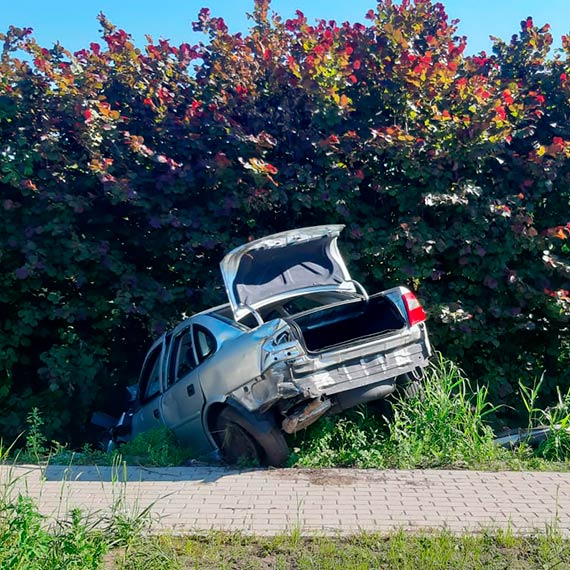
[108,225,432,465]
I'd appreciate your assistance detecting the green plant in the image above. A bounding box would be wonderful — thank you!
[116,528,570,569]
[385,354,502,468]
[290,405,388,468]
[0,495,112,570]
[538,387,570,461]
[18,408,193,467]
[292,354,504,469]
[23,407,49,462]
[520,376,570,462]
[519,374,546,432]
[115,426,194,467]
[0,469,160,570]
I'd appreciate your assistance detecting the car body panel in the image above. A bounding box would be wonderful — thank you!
[291,323,430,397]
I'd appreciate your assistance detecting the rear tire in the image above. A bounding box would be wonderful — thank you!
[214,407,289,467]
[395,371,424,400]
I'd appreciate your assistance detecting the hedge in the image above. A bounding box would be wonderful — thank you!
[0,0,568,441]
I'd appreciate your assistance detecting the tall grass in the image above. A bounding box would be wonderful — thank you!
[0,456,157,569]
[1,493,569,570]
[519,375,570,462]
[292,354,505,469]
[6,354,570,472]
[385,354,501,468]
[10,419,194,468]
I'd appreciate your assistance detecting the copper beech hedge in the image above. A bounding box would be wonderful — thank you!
[0,0,569,441]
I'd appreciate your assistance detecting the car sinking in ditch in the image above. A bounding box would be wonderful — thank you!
[102,225,432,466]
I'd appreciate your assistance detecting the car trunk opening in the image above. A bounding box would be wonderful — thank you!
[289,295,406,353]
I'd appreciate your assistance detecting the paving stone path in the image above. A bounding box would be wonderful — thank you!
[2,464,569,536]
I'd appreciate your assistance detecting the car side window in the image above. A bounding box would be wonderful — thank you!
[168,327,197,386]
[139,345,162,403]
[194,325,217,363]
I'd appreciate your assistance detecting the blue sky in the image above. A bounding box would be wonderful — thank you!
[2,1,570,55]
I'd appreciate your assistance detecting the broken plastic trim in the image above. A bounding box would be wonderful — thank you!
[282,397,332,434]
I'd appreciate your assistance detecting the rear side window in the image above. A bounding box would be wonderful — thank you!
[194,325,217,363]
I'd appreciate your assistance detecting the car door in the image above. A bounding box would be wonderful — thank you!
[131,338,166,438]
[160,322,212,454]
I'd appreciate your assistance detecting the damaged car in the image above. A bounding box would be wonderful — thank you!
[101,225,432,466]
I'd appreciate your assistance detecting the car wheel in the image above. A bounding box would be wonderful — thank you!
[214,407,289,467]
[395,372,424,400]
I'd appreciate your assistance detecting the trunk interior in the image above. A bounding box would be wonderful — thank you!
[290,295,406,353]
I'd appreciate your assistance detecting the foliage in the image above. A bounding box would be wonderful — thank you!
[292,355,505,469]
[0,468,156,570]
[23,407,48,462]
[0,496,109,570]
[110,529,570,569]
[385,354,501,467]
[0,1,569,440]
[14,408,193,466]
[520,375,570,461]
[292,354,570,470]
[114,426,194,466]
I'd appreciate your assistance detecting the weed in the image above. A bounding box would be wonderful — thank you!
[292,354,503,469]
[23,408,49,463]
[115,426,194,467]
[115,529,570,569]
[0,494,112,570]
[520,376,570,461]
[538,386,570,461]
[15,411,194,468]
[385,353,502,468]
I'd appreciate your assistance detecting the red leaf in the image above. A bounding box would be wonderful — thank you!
[502,89,514,105]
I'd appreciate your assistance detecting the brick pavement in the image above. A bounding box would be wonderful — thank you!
[1,464,569,536]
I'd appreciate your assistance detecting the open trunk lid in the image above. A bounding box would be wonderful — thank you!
[220,225,357,322]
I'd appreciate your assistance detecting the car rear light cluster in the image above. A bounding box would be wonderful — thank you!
[402,291,427,326]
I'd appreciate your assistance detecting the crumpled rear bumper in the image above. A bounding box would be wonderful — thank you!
[291,322,431,398]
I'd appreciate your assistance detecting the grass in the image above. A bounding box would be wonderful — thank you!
[1,392,570,568]
[0,468,151,570]
[6,353,570,472]
[0,486,569,570]
[290,353,570,470]
[14,417,194,468]
[519,374,570,462]
[104,529,570,569]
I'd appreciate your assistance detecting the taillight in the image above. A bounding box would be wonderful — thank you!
[402,291,427,326]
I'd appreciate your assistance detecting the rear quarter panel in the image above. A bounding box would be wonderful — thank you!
[194,316,284,404]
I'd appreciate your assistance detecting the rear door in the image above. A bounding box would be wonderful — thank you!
[160,322,212,454]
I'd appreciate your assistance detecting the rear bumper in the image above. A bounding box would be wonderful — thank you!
[290,322,431,398]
